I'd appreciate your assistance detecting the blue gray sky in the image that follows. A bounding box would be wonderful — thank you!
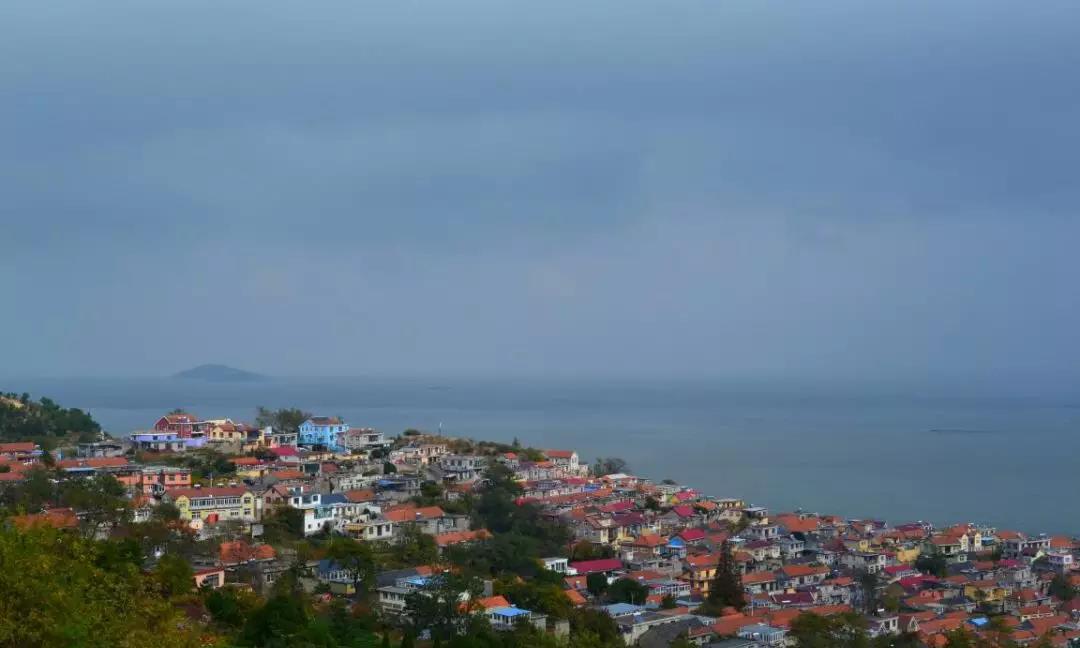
[3,0,1080,379]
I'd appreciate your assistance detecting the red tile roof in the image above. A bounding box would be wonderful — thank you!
[434,529,491,548]
[343,489,376,503]
[219,541,275,564]
[385,506,446,523]
[0,442,37,453]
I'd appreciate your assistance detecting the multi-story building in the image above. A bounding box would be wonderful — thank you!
[298,417,349,452]
[0,442,41,464]
[153,412,210,439]
[168,486,257,523]
[439,455,487,481]
[342,428,390,451]
[130,431,186,453]
[543,449,583,475]
[115,465,192,496]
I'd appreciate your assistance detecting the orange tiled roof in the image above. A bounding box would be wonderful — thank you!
[57,457,128,469]
[219,541,275,564]
[742,571,776,585]
[384,505,446,523]
[343,489,376,503]
[434,529,490,548]
[0,442,37,453]
[10,507,78,530]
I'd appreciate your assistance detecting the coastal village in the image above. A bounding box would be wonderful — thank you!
[2,403,1080,647]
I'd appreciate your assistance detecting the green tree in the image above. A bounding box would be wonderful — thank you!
[0,524,200,647]
[701,541,745,613]
[660,594,678,609]
[59,473,131,538]
[788,611,869,648]
[606,578,649,605]
[254,406,312,435]
[405,573,483,641]
[326,535,376,595]
[590,457,628,476]
[857,569,880,614]
[1049,572,1076,600]
[915,553,948,578]
[152,553,193,599]
[205,587,258,629]
[586,572,609,598]
[241,592,329,647]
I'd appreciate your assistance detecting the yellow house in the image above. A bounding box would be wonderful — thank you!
[965,580,1008,604]
[169,486,257,523]
[894,544,922,564]
[207,420,247,443]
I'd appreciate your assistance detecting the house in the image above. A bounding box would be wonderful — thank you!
[130,432,186,453]
[206,420,247,443]
[579,517,624,546]
[10,507,79,531]
[117,465,192,497]
[741,571,779,595]
[569,558,624,576]
[75,441,125,458]
[342,428,389,451]
[744,524,781,541]
[154,412,209,438]
[434,529,491,553]
[383,504,455,535]
[298,417,349,452]
[378,574,470,618]
[438,455,487,481]
[543,450,581,474]
[779,564,829,587]
[193,567,226,589]
[737,623,787,646]
[347,517,396,542]
[865,614,899,637]
[287,490,355,535]
[488,606,546,631]
[841,551,888,573]
[168,486,258,523]
[614,610,695,645]
[0,442,41,464]
[543,557,569,574]
[998,531,1052,558]
[683,554,719,594]
[57,456,128,474]
[1047,551,1074,572]
[219,541,276,565]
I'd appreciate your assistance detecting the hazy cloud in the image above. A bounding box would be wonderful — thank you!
[2,0,1079,379]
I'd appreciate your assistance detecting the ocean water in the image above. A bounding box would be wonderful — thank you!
[5,376,1079,535]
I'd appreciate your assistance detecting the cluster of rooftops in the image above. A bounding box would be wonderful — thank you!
[4,417,1080,647]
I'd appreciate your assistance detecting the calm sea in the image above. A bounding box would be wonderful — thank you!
[6,376,1079,535]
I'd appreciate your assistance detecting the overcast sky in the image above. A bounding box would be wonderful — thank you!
[2,0,1079,380]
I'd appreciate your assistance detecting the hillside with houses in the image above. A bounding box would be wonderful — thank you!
[1,400,1079,647]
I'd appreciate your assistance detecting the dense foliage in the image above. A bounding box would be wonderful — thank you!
[0,525,200,647]
[0,392,101,444]
[255,407,313,435]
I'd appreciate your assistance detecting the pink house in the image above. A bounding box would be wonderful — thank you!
[193,567,226,589]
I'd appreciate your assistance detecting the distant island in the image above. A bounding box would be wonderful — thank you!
[170,364,267,382]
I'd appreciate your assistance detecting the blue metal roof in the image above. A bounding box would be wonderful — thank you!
[491,606,530,618]
[602,603,644,616]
